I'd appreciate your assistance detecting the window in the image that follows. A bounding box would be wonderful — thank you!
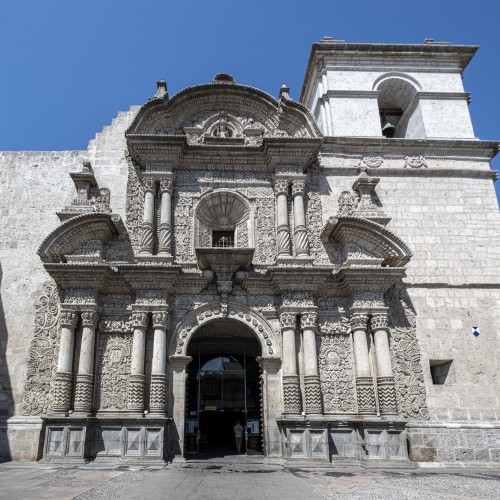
[212,230,235,248]
[429,360,454,385]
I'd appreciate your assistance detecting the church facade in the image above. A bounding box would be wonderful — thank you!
[1,40,499,465]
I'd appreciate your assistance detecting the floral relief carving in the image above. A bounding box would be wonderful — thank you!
[125,158,145,254]
[253,188,276,264]
[317,333,356,413]
[173,189,197,263]
[94,333,133,410]
[338,191,359,216]
[21,284,60,416]
[404,155,428,169]
[387,286,429,420]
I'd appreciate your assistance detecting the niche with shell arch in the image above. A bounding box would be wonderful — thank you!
[195,191,253,249]
[374,73,423,139]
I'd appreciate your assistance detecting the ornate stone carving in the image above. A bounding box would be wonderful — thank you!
[198,222,211,248]
[81,310,99,328]
[404,155,428,168]
[71,239,103,257]
[338,191,359,216]
[128,374,145,412]
[59,309,79,328]
[273,179,288,196]
[377,376,398,415]
[94,334,133,410]
[387,287,429,420]
[279,312,296,329]
[125,158,145,254]
[350,312,368,331]
[131,311,149,329]
[74,373,94,412]
[282,291,314,308]
[359,155,383,168]
[282,375,302,413]
[318,316,350,336]
[356,377,376,414]
[63,289,97,305]
[291,179,305,196]
[352,292,385,309]
[140,221,154,254]
[149,374,167,413]
[159,178,173,193]
[89,187,111,214]
[318,334,356,413]
[152,311,169,329]
[237,221,249,248]
[21,285,61,416]
[370,312,388,331]
[173,189,197,263]
[253,189,277,264]
[300,311,318,329]
[51,371,73,413]
[304,375,323,413]
[99,316,132,333]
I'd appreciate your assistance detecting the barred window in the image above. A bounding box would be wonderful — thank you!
[212,230,235,248]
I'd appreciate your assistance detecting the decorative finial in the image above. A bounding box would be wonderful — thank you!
[279,83,290,100]
[154,79,168,99]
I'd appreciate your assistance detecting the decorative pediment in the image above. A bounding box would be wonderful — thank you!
[125,76,322,168]
[38,213,127,263]
[321,216,412,267]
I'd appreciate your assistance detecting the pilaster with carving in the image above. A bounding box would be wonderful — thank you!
[158,178,173,256]
[371,311,398,415]
[74,309,99,413]
[128,310,149,412]
[301,311,322,414]
[150,310,169,414]
[291,180,310,256]
[274,179,291,256]
[280,312,301,414]
[350,312,376,414]
[139,177,157,255]
[51,308,79,413]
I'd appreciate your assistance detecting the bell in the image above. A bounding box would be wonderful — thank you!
[381,121,396,138]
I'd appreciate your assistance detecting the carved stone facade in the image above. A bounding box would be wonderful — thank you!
[1,41,500,465]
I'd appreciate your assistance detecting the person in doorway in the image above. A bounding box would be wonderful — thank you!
[233,420,244,453]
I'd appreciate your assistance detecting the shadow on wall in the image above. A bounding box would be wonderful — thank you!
[0,263,13,461]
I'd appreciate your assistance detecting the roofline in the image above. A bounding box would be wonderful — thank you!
[299,41,479,103]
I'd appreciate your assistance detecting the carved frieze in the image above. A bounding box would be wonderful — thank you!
[404,155,428,169]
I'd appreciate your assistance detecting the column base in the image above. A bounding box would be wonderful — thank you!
[356,377,377,414]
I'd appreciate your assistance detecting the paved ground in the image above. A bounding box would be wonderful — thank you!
[0,461,499,500]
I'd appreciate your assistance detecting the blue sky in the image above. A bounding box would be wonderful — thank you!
[1,0,499,204]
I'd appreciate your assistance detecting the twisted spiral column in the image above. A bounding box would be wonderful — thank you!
[351,312,376,414]
[274,179,291,256]
[371,311,398,415]
[140,177,156,255]
[292,179,310,256]
[149,310,169,415]
[51,308,79,413]
[158,178,173,256]
[128,310,149,413]
[74,308,99,413]
[301,311,322,415]
[280,312,301,414]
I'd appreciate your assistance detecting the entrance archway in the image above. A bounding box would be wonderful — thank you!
[185,320,262,457]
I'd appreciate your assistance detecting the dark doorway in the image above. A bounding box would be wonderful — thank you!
[185,321,263,457]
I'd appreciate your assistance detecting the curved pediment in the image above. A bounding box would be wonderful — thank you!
[126,76,321,146]
[322,216,412,267]
[38,213,126,263]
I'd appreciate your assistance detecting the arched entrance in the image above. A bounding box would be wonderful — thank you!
[185,320,262,457]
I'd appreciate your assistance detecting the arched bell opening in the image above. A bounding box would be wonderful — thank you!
[184,319,263,457]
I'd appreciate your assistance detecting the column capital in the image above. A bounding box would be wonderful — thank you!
[159,178,174,194]
[279,312,296,330]
[370,311,389,331]
[273,178,289,196]
[142,176,157,193]
[152,310,169,329]
[60,309,79,328]
[80,309,99,328]
[291,179,306,197]
[131,310,149,329]
[300,311,318,329]
[350,312,369,331]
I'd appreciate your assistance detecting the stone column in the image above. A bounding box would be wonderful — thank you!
[74,309,98,413]
[274,179,291,256]
[52,308,79,413]
[371,312,398,415]
[128,310,149,413]
[158,178,173,256]
[291,180,310,256]
[351,312,376,414]
[301,311,322,415]
[149,310,169,415]
[140,177,156,255]
[280,312,301,414]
